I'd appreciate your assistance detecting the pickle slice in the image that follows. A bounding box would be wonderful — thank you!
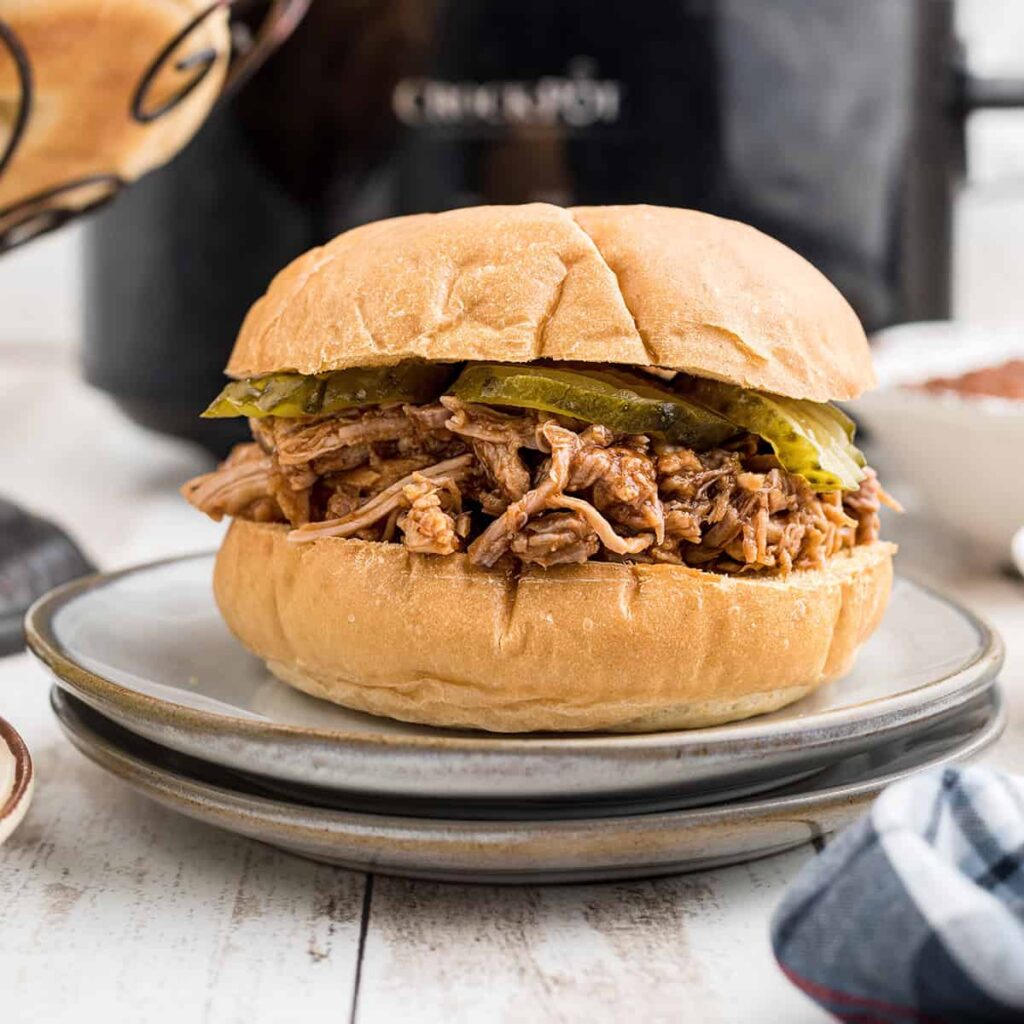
[679,378,866,491]
[203,362,455,419]
[448,364,739,447]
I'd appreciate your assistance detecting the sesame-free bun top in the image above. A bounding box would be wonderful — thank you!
[228,204,876,402]
[0,0,229,218]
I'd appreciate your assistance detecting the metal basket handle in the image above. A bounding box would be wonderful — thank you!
[133,0,311,123]
[0,19,30,181]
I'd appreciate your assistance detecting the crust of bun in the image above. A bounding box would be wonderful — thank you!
[227,204,875,401]
[213,520,895,733]
[0,0,229,217]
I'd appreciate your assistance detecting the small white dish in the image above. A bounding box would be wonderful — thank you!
[0,714,33,846]
[26,553,1003,808]
[850,321,1024,563]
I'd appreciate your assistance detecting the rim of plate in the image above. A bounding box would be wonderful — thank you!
[26,550,1005,757]
[51,682,1007,830]
[0,714,33,828]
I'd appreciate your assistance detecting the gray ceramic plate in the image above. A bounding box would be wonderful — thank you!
[0,714,33,846]
[52,686,1005,883]
[27,553,1003,804]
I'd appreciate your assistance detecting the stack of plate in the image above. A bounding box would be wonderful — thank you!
[27,554,1005,884]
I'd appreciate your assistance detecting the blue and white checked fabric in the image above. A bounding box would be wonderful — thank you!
[772,767,1024,1023]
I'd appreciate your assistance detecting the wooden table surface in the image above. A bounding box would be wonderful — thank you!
[1,353,1021,1023]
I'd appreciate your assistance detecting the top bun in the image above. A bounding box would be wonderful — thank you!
[0,0,229,217]
[228,204,875,402]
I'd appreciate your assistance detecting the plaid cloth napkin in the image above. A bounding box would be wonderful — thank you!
[771,766,1024,1023]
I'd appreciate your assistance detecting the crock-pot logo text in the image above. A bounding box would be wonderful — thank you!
[392,58,623,129]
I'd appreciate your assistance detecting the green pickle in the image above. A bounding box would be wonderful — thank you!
[448,364,740,447]
[204,356,866,494]
[202,362,454,419]
[679,377,866,492]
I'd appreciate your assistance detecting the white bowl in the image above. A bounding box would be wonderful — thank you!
[849,322,1024,564]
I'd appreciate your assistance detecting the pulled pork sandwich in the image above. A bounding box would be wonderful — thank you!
[184,204,898,733]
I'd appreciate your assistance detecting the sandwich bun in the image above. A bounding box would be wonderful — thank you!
[213,520,895,733]
[229,203,875,402]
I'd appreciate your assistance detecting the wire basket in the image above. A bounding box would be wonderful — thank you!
[0,0,309,253]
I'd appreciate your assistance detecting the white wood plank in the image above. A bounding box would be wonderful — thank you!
[0,655,366,1024]
[355,854,830,1024]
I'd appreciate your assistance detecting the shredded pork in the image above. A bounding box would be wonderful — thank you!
[184,397,894,575]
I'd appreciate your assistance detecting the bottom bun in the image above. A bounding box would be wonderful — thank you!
[213,520,895,733]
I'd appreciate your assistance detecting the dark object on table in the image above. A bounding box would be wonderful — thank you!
[0,499,95,656]
[83,0,1024,456]
[772,765,1024,1022]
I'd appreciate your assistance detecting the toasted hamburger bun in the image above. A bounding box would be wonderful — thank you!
[214,520,894,733]
[0,0,229,221]
[229,203,875,402]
